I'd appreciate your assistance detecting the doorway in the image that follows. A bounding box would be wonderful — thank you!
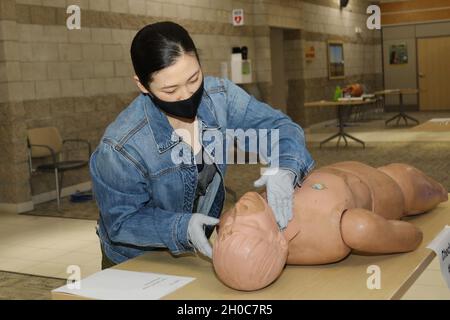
[417,36,450,110]
[270,27,287,113]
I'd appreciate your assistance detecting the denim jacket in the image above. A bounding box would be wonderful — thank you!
[89,76,315,264]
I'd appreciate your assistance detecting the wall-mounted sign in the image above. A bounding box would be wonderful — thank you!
[232,9,244,26]
[305,46,315,61]
[389,43,408,65]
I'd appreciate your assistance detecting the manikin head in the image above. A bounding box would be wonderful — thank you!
[213,192,288,291]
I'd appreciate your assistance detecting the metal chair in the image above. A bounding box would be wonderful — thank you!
[27,127,91,211]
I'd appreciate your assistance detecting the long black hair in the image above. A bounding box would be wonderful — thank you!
[130,21,200,90]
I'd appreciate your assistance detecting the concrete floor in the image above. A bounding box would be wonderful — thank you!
[0,213,99,280]
[306,111,450,143]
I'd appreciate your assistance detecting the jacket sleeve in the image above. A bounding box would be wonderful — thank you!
[89,141,193,255]
[222,77,315,186]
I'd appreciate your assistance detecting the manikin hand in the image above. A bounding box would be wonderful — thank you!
[254,168,296,230]
[187,213,219,259]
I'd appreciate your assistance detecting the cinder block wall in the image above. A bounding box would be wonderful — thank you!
[0,0,382,212]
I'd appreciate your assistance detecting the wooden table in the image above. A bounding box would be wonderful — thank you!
[52,196,450,300]
[304,99,377,148]
[374,89,420,126]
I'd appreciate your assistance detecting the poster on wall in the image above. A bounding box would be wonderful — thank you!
[305,46,315,62]
[328,41,345,79]
[389,43,408,65]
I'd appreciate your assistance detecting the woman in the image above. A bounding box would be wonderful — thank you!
[89,21,315,269]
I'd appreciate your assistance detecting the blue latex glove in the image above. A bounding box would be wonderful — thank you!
[187,213,219,259]
[254,168,296,230]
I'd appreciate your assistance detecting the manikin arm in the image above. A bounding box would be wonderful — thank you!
[341,208,423,254]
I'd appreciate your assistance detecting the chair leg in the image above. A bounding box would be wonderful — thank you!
[55,168,61,211]
[59,171,64,196]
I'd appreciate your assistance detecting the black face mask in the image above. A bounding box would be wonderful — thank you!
[147,78,204,119]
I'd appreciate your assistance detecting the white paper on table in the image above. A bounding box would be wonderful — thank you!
[52,269,195,300]
[426,225,450,289]
[428,118,450,123]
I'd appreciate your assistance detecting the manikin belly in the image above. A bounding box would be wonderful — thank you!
[325,161,405,219]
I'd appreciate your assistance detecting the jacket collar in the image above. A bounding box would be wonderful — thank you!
[141,92,221,153]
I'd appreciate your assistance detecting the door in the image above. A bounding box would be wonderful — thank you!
[417,36,450,110]
[270,28,287,112]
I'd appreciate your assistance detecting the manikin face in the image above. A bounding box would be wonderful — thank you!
[235,192,266,218]
[213,192,288,291]
[133,52,203,102]
[219,192,279,237]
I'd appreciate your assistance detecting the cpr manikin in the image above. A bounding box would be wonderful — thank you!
[213,161,448,291]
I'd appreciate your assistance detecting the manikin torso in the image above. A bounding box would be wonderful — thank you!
[284,161,406,264]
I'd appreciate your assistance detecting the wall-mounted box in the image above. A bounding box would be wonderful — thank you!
[231,59,252,84]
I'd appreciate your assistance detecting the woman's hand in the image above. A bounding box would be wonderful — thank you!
[254,168,296,230]
[187,213,220,259]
